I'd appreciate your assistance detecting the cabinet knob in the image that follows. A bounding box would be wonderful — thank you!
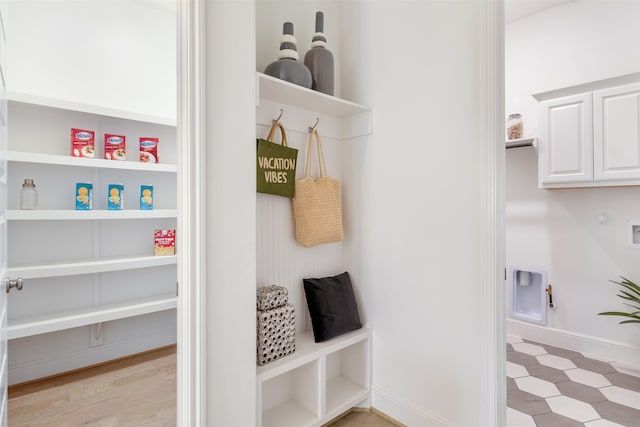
[5,277,24,293]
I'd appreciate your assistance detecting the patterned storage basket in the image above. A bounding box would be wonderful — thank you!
[256,285,289,311]
[256,303,296,365]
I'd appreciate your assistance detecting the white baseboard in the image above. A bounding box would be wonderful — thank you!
[507,319,640,371]
[372,386,455,427]
[9,329,176,385]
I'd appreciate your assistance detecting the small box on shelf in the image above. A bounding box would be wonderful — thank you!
[75,183,93,210]
[140,185,154,210]
[107,184,124,210]
[104,134,126,161]
[70,128,95,158]
[154,229,175,256]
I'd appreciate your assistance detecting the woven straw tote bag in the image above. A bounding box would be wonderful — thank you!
[292,129,343,247]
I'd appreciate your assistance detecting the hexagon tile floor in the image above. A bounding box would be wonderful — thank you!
[507,335,640,426]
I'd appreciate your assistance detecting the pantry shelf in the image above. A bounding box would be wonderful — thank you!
[256,72,373,140]
[8,294,178,340]
[7,255,177,280]
[7,151,177,173]
[8,209,177,220]
[505,137,537,149]
[257,73,371,118]
[8,91,176,126]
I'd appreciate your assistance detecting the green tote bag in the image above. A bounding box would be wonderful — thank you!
[257,122,298,198]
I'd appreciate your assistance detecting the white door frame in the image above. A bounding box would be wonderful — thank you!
[175,1,506,425]
[177,1,206,425]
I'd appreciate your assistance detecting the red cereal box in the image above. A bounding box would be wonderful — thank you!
[104,134,126,161]
[139,137,159,163]
[154,229,175,256]
[70,128,95,158]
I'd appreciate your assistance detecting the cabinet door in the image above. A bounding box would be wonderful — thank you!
[538,93,593,186]
[594,82,640,181]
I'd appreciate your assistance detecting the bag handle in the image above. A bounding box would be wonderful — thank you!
[304,130,327,179]
[266,122,288,147]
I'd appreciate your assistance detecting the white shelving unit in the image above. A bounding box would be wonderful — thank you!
[8,294,177,339]
[6,93,177,383]
[7,91,176,126]
[257,329,371,427]
[256,72,373,140]
[7,151,177,173]
[505,137,537,150]
[8,209,177,220]
[7,254,176,279]
[255,74,373,426]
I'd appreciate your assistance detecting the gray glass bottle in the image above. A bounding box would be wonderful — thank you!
[264,22,312,89]
[304,11,334,95]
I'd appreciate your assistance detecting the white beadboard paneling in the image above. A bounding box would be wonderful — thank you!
[256,124,346,334]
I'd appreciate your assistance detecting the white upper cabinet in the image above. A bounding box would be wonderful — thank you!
[534,73,640,188]
[593,82,640,181]
[538,93,593,185]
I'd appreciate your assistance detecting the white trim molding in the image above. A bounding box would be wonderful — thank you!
[177,0,206,425]
[507,319,640,372]
[480,1,506,426]
[371,386,455,427]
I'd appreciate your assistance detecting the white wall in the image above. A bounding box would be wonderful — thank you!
[7,0,176,119]
[204,2,256,426]
[506,0,640,358]
[341,2,498,426]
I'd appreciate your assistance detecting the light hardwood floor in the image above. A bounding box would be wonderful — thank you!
[8,345,177,426]
[325,410,401,427]
[8,347,398,427]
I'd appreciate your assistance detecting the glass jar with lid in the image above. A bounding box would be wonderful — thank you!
[20,178,37,210]
[507,113,523,140]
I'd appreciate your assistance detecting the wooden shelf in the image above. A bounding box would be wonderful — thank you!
[8,294,177,340]
[8,91,176,126]
[257,328,370,382]
[7,151,177,173]
[8,209,177,220]
[7,255,177,280]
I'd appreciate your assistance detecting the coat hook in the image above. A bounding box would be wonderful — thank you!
[308,117,320,133]
[272,109,284,125]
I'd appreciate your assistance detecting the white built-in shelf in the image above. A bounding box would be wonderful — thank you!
[257,73,371,118]
[326,376,368,419]
[8,209,177,220]
[8,91,176,126]
[506,137,537,149]
[257,328,370,427]
[8,294,177,340]
[7,151,177,173]
[7,255,177,280]
[257,328,370,381]
[262,401,319,427]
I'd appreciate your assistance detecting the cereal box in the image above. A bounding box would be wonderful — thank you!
[71,128,95,158]
[140,185,153,210]
[154,229,175,256]
[104,134,126,161]
[75,183,93,210]
[139,137,159,163]
[107,184,124,210]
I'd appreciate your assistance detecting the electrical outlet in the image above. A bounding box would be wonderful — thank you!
[90,323,104,347]
[628,221,640,248]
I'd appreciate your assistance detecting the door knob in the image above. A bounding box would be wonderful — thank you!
[5,277,24,293]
